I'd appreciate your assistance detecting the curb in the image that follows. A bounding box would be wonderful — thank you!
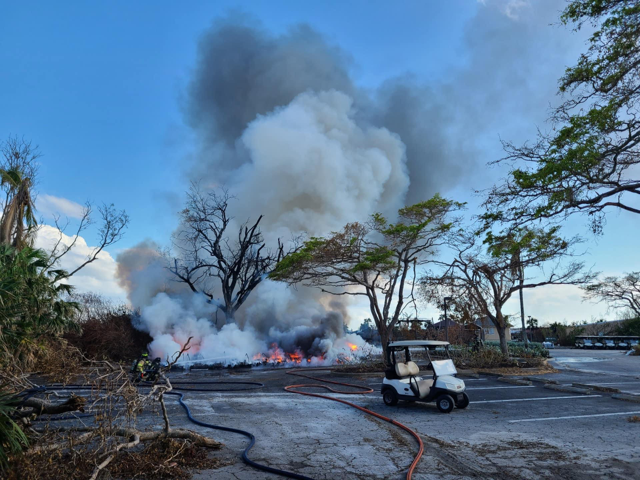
[544,384,592,395]
[524,376,560,385]
[457,370,480,379]
[612,394,640,404]
[572,383,621,393]
[498,377,532,386]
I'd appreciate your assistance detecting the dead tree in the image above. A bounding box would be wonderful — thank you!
[46,202,129,278]
[169,186,287,324]
[422,227,594,355]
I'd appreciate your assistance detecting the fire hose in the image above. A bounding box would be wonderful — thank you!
[23,372,424,480]
[285,368,424,480]
[20,381,313,480]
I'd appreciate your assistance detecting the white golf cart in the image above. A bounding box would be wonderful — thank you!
[381,340,469,413]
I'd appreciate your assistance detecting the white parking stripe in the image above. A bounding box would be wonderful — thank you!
[579,382,640,385]
[467,386,535,391]
[472,395,601,404]
[509,411,640,423]
[463,378,488,381]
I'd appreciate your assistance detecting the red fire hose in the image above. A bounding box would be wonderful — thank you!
[284,368,424,480]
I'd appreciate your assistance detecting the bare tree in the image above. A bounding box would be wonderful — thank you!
[270,195,464,364]
[169,185,288,324]
[582,272,640,317]
[46,202,129,279]
[0,135,129,274]
[422,227,594,355]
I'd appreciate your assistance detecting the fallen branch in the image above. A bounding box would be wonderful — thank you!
[17,395,86,418]
[32,426,222,452]
[89,433,141,480]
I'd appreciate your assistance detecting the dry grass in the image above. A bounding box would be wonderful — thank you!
[7,437,225,480]
[628,415,640,423]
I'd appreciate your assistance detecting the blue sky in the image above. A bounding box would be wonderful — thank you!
[2,0,638,324]
[0,1,476,249]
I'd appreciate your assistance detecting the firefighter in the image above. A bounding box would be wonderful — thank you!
[132,351,151,381]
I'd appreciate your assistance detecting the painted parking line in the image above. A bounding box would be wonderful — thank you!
[471,395,602,404]
[580,382,640,386]
[467,386,535,391]
[509,411,640,423]
[463,378,488,381]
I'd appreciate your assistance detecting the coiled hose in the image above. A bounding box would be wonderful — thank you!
[285,368,424,480]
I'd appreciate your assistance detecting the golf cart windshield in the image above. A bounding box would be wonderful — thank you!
[431,359,457,376]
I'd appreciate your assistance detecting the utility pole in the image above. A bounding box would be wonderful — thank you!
[444,297,453,343]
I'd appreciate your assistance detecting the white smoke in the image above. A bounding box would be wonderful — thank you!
[121,90,400,364]
[231,90,409,239]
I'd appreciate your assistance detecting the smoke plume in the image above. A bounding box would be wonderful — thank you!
[117,1,585,363]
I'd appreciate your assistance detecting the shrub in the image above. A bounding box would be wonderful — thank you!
[64,293,151,363]
[0,245,79,371]
[450,347,518,369]
[0,387,28,471]
[485,341,550,358]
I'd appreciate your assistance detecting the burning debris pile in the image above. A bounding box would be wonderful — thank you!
[121,288,379,367]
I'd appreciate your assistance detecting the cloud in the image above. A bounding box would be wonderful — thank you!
[35,224,127,301]
[36,194,86,220]
[503,284,612,326]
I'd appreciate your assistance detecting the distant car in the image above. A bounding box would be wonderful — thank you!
[543,341,554,349]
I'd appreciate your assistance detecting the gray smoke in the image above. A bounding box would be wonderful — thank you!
[186,1,581,205]
[117,0,586,363]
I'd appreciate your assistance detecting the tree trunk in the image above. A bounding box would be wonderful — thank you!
[379,326,390,366]
[497,325,509,356]
[519,266,528,346]
[224,308,236,325]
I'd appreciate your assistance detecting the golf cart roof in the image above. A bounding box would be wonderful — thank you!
[388,340,450,347]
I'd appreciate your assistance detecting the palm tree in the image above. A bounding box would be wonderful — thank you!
[0,167,36,249]
[0,244,78,369]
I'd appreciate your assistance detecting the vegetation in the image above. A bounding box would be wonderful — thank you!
[582,272,640,317]
[484,0,640,235]
[169,185,290,325]
[421,226,592,355]
[0,388,28,470]
[0,137,130,473]
[0,244,79,370]
[64,293,152,363]
[271,195,464,364]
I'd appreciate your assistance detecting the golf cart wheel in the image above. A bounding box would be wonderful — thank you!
[456,392,470,409]
[436,394,455,413]
[383,389,399,406]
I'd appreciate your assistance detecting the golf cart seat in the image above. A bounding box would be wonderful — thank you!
[395,361,419,377]
[395,362,434,399]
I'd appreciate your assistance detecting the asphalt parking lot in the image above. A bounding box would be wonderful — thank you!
[161,349,640,479]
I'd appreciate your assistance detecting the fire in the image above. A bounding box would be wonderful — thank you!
[347,343,358,352]
[252,344,325,366]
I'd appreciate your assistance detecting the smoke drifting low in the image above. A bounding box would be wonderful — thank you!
[117,1,582,363]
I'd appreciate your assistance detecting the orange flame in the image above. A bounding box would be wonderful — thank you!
[347,343,358,351]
